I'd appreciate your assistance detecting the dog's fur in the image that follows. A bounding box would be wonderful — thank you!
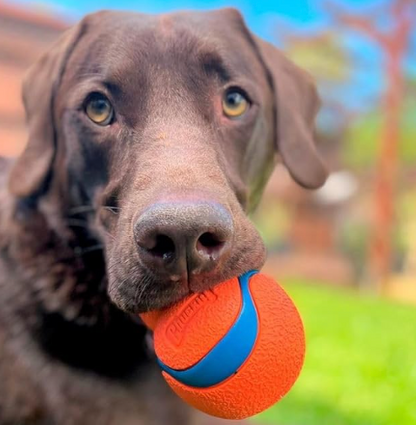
[0,8,326,425]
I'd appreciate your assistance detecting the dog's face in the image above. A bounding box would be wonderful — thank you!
[9,9,326,313]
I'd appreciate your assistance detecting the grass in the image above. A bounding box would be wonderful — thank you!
[254,280,416,425]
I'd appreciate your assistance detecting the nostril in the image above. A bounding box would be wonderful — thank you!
[196,232,225,258]
[135,201,233,274]
[147,234,175,259]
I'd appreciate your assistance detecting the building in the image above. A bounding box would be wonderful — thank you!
[0,1,66,157]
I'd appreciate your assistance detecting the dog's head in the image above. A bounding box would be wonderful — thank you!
[9,9,327,313]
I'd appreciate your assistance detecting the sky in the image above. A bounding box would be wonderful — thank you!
[10,0,416,113]
[13,0,389,40]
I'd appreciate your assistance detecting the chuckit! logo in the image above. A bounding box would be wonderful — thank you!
[165,290,217,346]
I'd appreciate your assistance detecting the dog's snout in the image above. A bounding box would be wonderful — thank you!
[134,201,234,277]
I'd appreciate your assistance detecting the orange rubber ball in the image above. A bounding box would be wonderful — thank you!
[140,271,305,420]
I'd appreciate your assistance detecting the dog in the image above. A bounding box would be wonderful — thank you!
[0,8,327,425]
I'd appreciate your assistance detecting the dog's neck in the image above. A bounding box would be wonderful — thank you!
[0,173,149,378]
[7,195,108,322]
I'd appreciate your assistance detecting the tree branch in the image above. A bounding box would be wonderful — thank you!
[392,0,414,22]
[323,0,389,46]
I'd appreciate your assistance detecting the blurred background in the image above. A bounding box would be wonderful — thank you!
[0,0,415,424]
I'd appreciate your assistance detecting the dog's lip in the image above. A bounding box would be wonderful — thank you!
[132,283,191,314]
[128,271,224,314]
[110,256,256,313]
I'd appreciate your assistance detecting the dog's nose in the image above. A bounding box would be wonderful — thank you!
[134,201,233,277]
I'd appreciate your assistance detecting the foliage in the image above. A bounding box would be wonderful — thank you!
[397,189,416,258]
[338,218,370,278]
[343,98,416,169]
[252,199,290,251]
[286,32,351,84]
[255,281,416,425]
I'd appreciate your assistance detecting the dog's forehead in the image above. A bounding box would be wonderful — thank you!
[69,9,262,82]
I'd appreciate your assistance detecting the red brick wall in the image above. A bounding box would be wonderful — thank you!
[0,3,65,157]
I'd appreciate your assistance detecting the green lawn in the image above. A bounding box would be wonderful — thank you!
[255,280,416,425]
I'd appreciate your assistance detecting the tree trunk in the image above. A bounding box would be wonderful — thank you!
[368,47,404,291]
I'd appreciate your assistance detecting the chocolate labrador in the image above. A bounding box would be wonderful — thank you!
[0,8,327,425]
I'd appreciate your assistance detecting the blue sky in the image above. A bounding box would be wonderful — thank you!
[13,0,389,41]
[11,0,416,113]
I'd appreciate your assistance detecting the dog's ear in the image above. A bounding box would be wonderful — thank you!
[8,23,84,198]
[254,37,328,189]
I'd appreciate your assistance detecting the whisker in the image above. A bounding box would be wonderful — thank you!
[135,274,153,305]
[102,230,116,241]
[68,205,96,215]
[76,244,104,255]
[100,205,121,215]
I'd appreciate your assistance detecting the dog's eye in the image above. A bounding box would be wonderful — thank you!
[85,93,114,126]
[222,89,249,118]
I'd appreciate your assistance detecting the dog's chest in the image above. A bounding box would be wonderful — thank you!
[0,271,189,425]
[39,362,190,425]
[1,335,189,425]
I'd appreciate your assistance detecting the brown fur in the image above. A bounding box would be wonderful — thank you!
[0,8,326,424]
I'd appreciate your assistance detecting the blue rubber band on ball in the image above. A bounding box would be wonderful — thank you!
[157,270,259,388]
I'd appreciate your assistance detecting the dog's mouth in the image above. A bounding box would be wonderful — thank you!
[106,243,267,314]
[108,266,233,314]
[105,196,267,314]
[136,278,192,313]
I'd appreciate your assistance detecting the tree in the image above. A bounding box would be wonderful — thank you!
[327,0,416,291]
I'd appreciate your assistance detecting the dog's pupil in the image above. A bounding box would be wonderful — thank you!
[93,99,108,113]
[227,92,241,107]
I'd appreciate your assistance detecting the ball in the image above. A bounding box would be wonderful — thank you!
[140,271,305,420]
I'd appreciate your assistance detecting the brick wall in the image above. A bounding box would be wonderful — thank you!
[0,2,65,157]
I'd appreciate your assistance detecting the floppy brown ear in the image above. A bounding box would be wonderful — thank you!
[8,23,84,198]
[254,37,328,189]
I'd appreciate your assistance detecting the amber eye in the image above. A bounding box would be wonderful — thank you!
[85,93,114,125]
[222,89,249,118]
